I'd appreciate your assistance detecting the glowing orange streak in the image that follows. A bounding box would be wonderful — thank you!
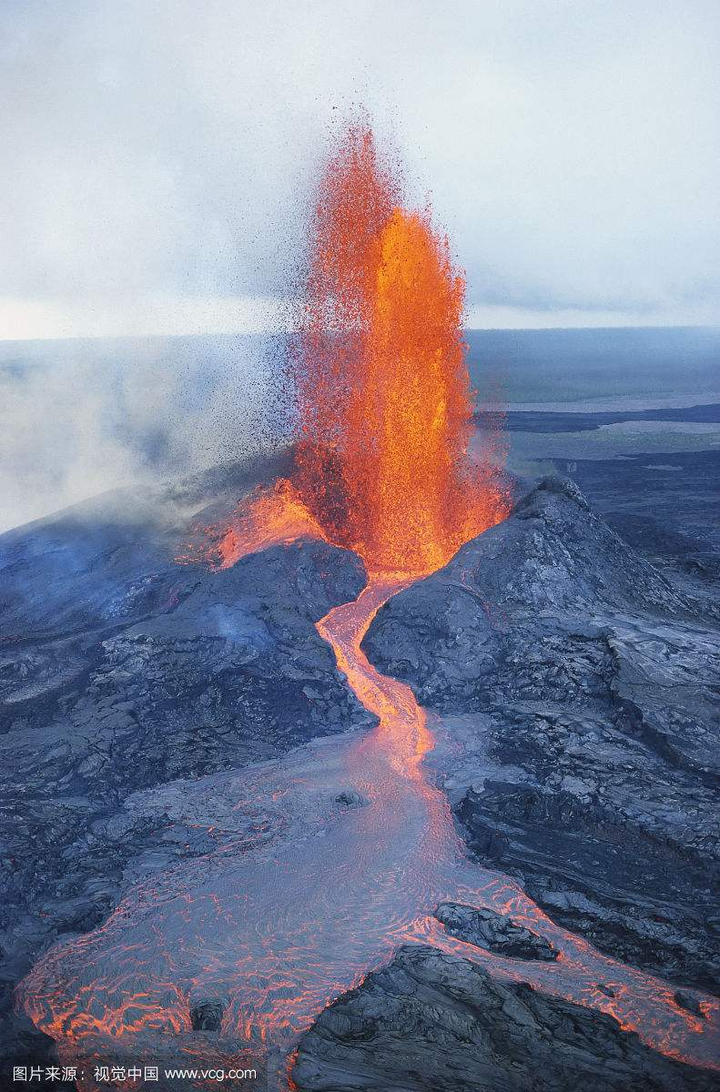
[316,577,434,777]
[314,579,720,1076]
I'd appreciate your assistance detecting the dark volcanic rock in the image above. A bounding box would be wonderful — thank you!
[0,461,373,1066]
[190,999,225,1031]
[560,449,720,596]
[675,992,707,1019]
[292,946,716,1092]
[362,476,720,995]
[335,787,369,807]
[0,533,372,799]
[457,782,720,996]
[434,901,558,960]
[362,476,690,701]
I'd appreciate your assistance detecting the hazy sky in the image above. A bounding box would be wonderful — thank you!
[2,0,719,336]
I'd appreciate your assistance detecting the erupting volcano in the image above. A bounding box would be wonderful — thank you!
[216,124,509,574]
[12,122,719,1092]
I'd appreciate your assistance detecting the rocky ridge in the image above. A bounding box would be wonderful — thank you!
[362,476,720,997]
[292,946,716,1092]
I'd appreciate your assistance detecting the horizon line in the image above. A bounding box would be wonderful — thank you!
[1,295,718,342]
[2,323,720,348]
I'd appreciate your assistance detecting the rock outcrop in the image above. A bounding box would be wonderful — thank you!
[292,946,716,1092]
[434,901,558,961]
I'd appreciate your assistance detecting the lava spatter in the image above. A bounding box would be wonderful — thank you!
[212,478,328,570]
[293,124,509,575]
[193,123,509,578]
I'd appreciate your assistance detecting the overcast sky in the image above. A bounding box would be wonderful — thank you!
[2,0,719,337]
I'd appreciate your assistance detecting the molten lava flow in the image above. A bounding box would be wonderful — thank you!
[315,577,435,782]
[18,577,719,1090]
[211,478,327,570]
[293,124,509,574]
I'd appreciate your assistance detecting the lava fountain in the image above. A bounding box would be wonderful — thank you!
[216,124,509,574]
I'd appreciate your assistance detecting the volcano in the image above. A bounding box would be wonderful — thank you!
[1,124,719,1092]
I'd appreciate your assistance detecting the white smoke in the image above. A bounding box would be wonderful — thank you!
[0,334,290,532]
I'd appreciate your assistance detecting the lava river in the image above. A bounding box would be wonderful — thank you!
[17,573,720,1089]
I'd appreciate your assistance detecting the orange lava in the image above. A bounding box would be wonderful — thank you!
[292,124,509,575]
[194,123,510,578]
[212,478,328,570]
[316,577,435,782]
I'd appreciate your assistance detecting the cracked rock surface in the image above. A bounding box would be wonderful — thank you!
[292,946,716,1092]
[434,901,559,961]
[363,477,720,996]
